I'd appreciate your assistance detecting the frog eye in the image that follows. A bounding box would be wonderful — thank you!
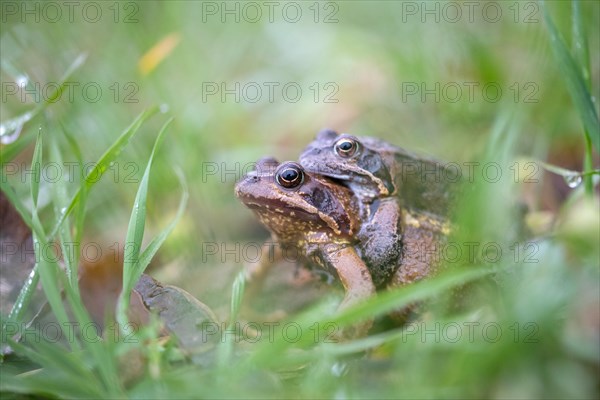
[276,162,305,189]
[334,136,359,158]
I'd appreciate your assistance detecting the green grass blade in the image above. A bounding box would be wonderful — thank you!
[30,230,79,353]
[217,270,246,367]
[117,117,173,329]
[49,106,159,239]
[81,107,160,190]
[61,123,89,273]
[8,340,97,388]
[246,266,497,368]
[5,340,104,398]
[0,184,42,335]
[60,275,122,395]
[31,226,78,351]
[0,371,102,399]
[1,60,41,100]
[40,53,87,105]
[49,137,78,291]
[1,268,39,334]
[1,156,51,337]
[571,0,591,88]
[334,268,494,325]
[1,133,44,335]
[229,271,245,327]
[27,132,78,351]
[131,168,188,288]
[29,130,42,208]
[541,0,600,152]
[572,0,594,194]
[1,132,45,342]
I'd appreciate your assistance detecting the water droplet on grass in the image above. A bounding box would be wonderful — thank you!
[16,75,29,88]
[331,361,348,377]
[0,111,34,144]
[564,174,582,188]
[0,121,24,144]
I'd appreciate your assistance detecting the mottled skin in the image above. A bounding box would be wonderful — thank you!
[299,129,459,285]
[235,157,376,335]
[299,129,460,216]
[235,156,451,336]
[392,211,449,286]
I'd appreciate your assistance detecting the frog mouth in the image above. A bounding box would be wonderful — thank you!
[240,193,338,222]
[243,200,328,226]
[241,197,312,216]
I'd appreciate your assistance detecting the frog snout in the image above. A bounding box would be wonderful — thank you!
[245,170,259,181]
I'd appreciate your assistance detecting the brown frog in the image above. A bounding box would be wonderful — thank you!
[235,158,448,334]
[299,130,459,285]
[235,158,376,311]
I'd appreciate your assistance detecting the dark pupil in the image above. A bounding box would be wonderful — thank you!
[281,168,299,182]
[339,141,353,151]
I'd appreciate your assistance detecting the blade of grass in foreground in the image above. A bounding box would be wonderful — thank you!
[4,339,105,398]
[244,265,498,369]
[571,0,595,194]
[45,150,117,388]
[0,184,43,341]
[2,109,159,340]
[541,1,599,165]
[50,137,78,292]
[129,167,188,288]
[49,106,159,239]
[217,271,246,367]
[28,132,78,351]
[117,120,169,327]
[571,0,591,88]
[1,133,48,337]
[59,272,122,395]
[61,124,89,281]
[117,118,189,331]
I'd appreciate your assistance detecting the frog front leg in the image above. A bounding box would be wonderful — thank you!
[321,243,376,338]
[356,197,402,287]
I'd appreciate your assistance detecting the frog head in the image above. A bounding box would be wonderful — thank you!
[235,157,360,244]
[299,129,395,199]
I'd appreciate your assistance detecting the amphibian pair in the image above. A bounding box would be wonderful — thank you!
[235,130,458,335]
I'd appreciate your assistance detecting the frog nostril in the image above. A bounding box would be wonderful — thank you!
[245,170,260,182]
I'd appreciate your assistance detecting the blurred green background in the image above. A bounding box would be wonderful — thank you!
[1,0,599,398]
